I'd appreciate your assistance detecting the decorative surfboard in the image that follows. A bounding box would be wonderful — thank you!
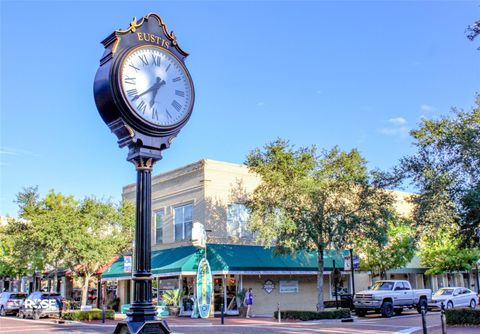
[196,257,213,319]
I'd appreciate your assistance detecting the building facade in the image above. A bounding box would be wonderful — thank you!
[101,159,480,316]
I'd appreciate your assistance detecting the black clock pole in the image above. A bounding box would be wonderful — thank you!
[113,149,170,334]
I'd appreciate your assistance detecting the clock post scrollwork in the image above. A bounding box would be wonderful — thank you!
[94,12,194,334]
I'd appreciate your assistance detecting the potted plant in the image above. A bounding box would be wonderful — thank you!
[237,288,247,317]
[162,289,182,316]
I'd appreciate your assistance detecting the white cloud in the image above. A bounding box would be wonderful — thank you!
[420,104,436,112]
[379,126,410,138]
[256,102,265,107]
[0,147,39,157]
[387,117,407,125]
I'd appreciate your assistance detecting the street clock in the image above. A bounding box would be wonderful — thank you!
[94,13,195,162]
[94,13,194,334]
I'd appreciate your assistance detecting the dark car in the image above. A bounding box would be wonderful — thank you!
[0,292,27,316]
[18,291,65,320]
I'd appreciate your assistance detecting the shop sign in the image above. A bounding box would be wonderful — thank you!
[158,278,178,290]
[344,255,360,270]
[123,256,132,273]
[192,222,206,248]
[263,280,275,294]
[279,280,298,293]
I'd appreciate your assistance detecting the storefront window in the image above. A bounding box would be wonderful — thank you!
[174,204,193,241]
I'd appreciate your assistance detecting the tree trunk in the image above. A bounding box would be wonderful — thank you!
[81,273,91,307]
[53,270,58,293]
[317,247,325,311]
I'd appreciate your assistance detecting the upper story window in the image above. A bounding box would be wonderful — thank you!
[174,203,193,241]
[227,203,252,239]
[155,209,165,244]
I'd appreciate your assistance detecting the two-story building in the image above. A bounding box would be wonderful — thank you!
[100,159,479,316]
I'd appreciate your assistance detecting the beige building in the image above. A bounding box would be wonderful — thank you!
[101,159,479,316]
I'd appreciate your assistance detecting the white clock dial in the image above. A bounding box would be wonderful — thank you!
[120,46,194,127]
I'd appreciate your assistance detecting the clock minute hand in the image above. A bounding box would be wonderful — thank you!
[131,86,154,102]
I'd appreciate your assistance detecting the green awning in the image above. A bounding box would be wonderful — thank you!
[101,244,348,280]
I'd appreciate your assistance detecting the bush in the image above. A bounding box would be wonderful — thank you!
[445,308,480,325]
[61,308,115,321]
[274,308,351,321]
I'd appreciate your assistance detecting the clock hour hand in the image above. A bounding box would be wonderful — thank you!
[149,79,166,107]
[131,77,164,102]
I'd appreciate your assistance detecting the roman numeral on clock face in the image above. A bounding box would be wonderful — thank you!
[138,100,147,114]
[127,89,138,98]
[139,55,149,66]
[172,77,181,82]
[171,100,182,112]
[152,108,159,120]
[129,63,140,72]
[152,55,161,67]
[124,76,136,85]
[165,109,172,119]
[175,90,185,97]
[166,64,171,72]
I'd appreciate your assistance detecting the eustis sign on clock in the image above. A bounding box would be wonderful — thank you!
[120,45,194,127]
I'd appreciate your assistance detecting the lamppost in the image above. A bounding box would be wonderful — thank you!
[94,13,195,334]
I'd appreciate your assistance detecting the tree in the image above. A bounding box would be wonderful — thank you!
[356,219,416,280]
[14,187,135,305]
[418,224,480,276]
[467,20,480,47]
[70,198,134,306]
[0,218,43,279]
[399,96,480,245]
[246,139,395,310]
[16,187,79,292]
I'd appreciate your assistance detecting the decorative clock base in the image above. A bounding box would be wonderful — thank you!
[113,320,171,334]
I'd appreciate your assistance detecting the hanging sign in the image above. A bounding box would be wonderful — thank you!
[196,258,213,318]
[123,256,132,273]
[192,222,206,248]
[344,255,360,270]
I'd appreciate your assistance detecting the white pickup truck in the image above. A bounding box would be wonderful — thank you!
[353,280,432,318]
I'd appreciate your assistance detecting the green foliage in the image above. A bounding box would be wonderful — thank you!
[356,220,416,279]
[61,309,115,321]
[445,308,480,325]
[246,139,396,310]
[419,224,480,275]
[399,96,480,245]
[0,217,43,277]
[274,308,351,321]
[10,187,134,305]
[467,20,480,43]
[161,289,182,306]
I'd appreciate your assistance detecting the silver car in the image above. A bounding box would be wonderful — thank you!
[0,292,28,316]
[430,287,478,309]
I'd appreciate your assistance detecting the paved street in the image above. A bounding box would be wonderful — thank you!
[1,311,477,334]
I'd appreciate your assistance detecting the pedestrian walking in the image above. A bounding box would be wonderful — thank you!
[244,288,253,318]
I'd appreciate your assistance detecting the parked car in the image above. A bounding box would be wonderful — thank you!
[354,280,432,318]
[430,287,477,310]
[0,292,27,316]
[17,291,65,320]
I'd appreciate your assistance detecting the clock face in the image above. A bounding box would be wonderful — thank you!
[119,46,194,127]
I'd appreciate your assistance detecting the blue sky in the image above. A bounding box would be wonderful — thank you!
[1,1,479,217]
